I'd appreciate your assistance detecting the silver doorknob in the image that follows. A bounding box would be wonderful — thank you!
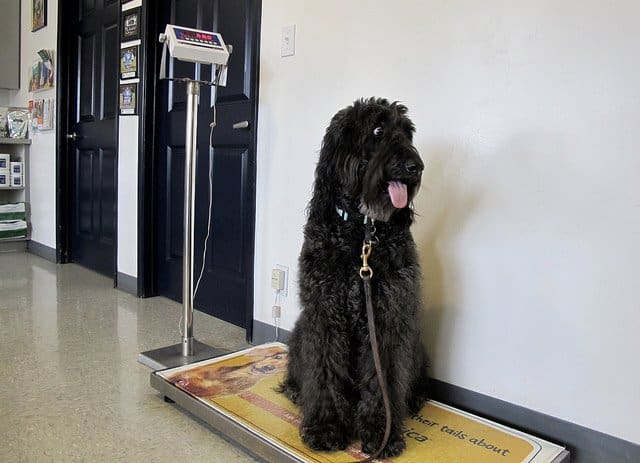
[232,121,250,130]
[66,132,78,141]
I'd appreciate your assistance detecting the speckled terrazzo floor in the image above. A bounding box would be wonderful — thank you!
[0,251,258,462]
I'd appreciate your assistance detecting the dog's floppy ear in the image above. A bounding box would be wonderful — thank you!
[321,106,356,155]
[308,106,357,221]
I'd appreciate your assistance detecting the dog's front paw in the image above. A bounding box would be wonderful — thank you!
[277,378,300,404]
[301,423,350,451]
[361,430,406,459]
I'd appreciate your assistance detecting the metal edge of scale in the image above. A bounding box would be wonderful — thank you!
[551,450,570,463]
[150,371,306,463]
[150,371,571,463]
[138,340,226,371]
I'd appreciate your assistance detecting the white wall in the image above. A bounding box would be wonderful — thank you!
[255,0,640,444]
[117,116,139,279]
[9,0,58,248]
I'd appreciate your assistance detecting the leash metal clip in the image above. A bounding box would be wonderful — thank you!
[359,242,373,279]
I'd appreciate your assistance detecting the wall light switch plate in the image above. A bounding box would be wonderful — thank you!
[281,25,296,57]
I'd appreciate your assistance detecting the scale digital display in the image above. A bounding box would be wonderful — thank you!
[162,24,230,68]
[174,27,223,49]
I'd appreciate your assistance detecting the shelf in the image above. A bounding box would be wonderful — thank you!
[31,86,55,94]
[0,235,29,252]
[0,135,30,251]
[0,138,31,145]
[0,236,28,242]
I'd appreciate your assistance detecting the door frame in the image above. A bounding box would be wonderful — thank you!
[56,1,119,284]
[137,1,262,342]
[55,2,72,265]
[137,0,158,297]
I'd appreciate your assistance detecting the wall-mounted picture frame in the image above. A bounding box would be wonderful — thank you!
[119,83,138,115]
[32,0,47,32]
[120,45,139,80]
[121,7,141,42]
[29,49,55,92]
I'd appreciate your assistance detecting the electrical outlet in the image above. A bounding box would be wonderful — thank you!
[271,268,285,291]
[281,25,296,57]
[271,265,289,297]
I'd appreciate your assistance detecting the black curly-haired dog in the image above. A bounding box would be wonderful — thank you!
[279,97,429,458]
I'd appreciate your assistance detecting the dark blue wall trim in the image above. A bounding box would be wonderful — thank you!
[27,240,57,263]
[251,319,291,345]
[117,272,138,296]
[252,320,639,462]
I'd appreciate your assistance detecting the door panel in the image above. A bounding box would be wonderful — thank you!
[167,146,185,259]
[209,146,248,275]
[79,35,96,120]
[215,0,251,102]
[102,25,119,119]
[155,0,259,330]
[82,0,96,14]
[68,0,119,277]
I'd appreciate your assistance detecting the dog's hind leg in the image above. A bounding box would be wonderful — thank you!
[407,344,430,415]
[289,312,354,451]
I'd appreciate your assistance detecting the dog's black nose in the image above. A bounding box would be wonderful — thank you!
[405,161,423,174]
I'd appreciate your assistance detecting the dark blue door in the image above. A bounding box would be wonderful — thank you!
[155,0,260,331]
[68,0,119,277]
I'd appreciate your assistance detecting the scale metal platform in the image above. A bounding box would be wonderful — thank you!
[150,343,570,463]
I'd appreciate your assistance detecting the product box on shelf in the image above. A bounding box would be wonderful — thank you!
[0,202,26,221]
[0,171,9,188]
[0,219,27,239]
[10,161,23,175]
[0,153,10,169]
[11,174,23,188]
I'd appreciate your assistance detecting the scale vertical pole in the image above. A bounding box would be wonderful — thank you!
[138,80,222,369]
[182,80,200,357]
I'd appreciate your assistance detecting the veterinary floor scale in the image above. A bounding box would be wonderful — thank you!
[151,343,569,463]
[141,25,570,463]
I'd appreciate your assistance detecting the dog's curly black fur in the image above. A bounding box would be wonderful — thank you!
[279,97,429,458]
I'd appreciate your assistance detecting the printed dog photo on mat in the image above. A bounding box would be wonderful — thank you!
[279,97,429,459]
[168,346,288,398]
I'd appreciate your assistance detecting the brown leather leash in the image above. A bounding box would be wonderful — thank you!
[353,237,392,463]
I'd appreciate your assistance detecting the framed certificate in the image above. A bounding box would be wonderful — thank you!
[120,45,139,80]
[121,7,141,41]
[119,83,137,115]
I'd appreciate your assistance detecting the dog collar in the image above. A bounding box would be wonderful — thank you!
[335,205,350,221]
[335,205,373,225]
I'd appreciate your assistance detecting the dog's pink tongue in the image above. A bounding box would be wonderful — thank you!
[388,181,408,208]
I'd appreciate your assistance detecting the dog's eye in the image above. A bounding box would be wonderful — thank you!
[373,126,383,136]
